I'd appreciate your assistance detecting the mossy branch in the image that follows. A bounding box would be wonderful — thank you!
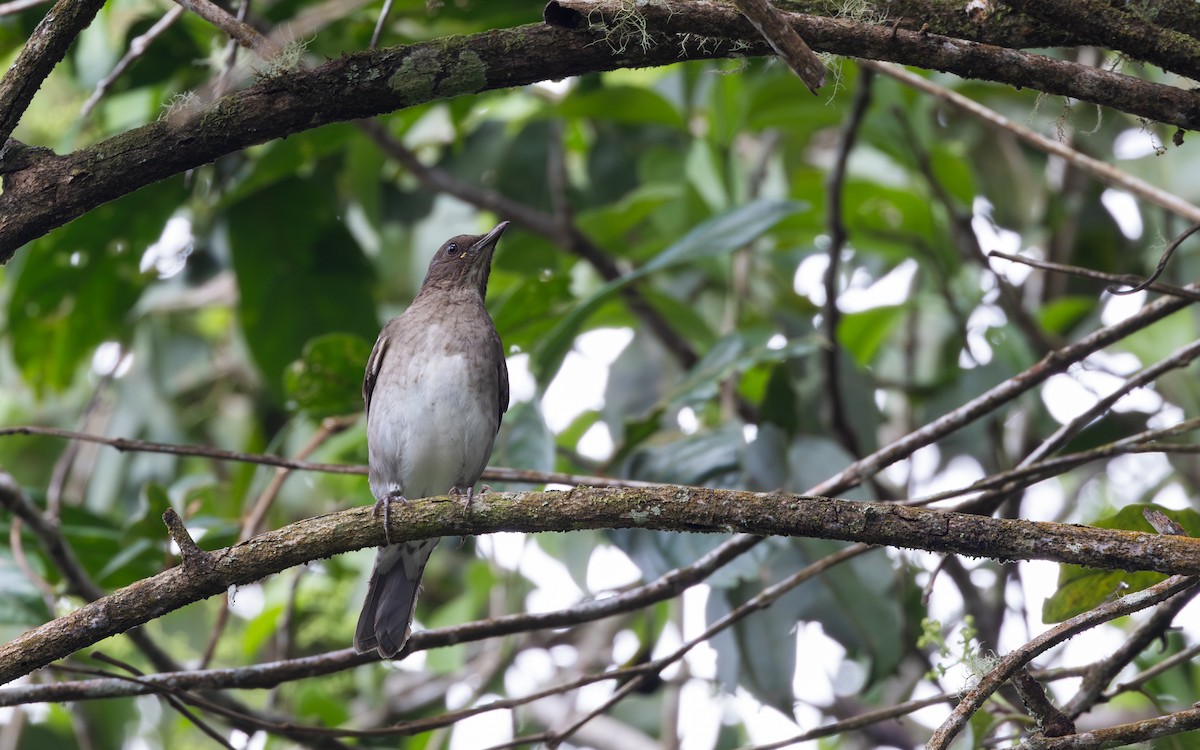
[3,481,1200,686]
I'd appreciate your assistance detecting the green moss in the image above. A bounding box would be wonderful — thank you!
[388,47,442,100]
[442,49,487,95]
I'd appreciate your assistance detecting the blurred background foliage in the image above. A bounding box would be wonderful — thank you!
[3,0,1200,748]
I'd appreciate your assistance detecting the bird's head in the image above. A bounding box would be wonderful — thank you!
[420,221,509,297]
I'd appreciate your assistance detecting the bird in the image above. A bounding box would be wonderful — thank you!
[354,221,510,659]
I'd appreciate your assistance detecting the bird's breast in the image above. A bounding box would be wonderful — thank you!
[366,326,500,501]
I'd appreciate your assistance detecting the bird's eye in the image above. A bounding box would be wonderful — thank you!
[445,242,459,256]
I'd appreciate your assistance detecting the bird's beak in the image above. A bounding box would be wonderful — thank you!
[471,221,509,256]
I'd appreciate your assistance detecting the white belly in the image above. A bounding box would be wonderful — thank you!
[366,350,498,500]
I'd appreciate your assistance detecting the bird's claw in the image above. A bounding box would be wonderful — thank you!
[372,492,408,546]
[449,485,476,549]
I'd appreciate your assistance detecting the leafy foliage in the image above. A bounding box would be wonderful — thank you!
[4,0,1200,748]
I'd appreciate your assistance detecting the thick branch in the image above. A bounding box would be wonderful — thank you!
[5,2,1200,260]
[5,481,1200,686]
[549,1,1200,128]
[1008,0,1200,82]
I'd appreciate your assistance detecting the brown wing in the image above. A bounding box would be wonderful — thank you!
[495,335,509,430]
[362,332,390,414]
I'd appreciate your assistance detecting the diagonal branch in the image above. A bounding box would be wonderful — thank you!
[733,0,824,92]
[927,574,1200,749]
[0,0,107,144]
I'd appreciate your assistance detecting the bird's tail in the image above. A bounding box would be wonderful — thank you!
[354,539,439,658]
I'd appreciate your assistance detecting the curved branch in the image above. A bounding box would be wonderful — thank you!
[5,1,1200,260]
[5,474,1200,686]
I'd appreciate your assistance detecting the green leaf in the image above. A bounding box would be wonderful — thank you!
[559,85,686,130]
[1043,504,1200,623]
[491,402,555,489]
[667,330,815,409]
[227,176,378,398]
[5,182,184,392]
[284,333,374,418]
[838,305,905,366]
[532,199,804,379]
[1037,296,1096,334]
[0,550,53,640]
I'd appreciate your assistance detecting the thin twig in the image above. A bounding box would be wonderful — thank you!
[81,6,186,116]
[0,424,661,487]
[0,528,759,703]
[201,417,353,667]
[545,544,871,747]
[0,0,50,14]
[812,280,1199,495]
[1063,583,1199,718]
[0,0,107,143]
[989,250,1200,303]
[1104,641,1200,700]
[1010,705,1200,749]
[821,67,874,457]
[170,0,279,58]
[927,575,1200,749]
[1107,221,1200,296]
[860,59,1200,224]
[89,652,235,750]
[368,0,394,49]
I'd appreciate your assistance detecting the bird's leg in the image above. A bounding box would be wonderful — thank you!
[372,491,407,546]
[448,484,475,510]
[448,485,475,549]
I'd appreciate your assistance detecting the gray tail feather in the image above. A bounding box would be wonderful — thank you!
[354,550,427,658]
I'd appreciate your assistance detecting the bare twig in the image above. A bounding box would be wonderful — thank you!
[0,531,760,704]
[0,0,50,15]
[170,0,279,58]
[1010,705,1200,749]
[1063,582,1199,718]
[927,575,1200,749]
[88,652,235,750]
[812,280,1199,495]
[0,424,661,487]
[369,0,395,49]
[81,6,186,116]
[989,250,1200,303]
[821,68,874,457]
[1107,221,1200,296]
[860,60,1200,224]
[545,544,870,747]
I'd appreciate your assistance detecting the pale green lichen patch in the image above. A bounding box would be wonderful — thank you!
[629,509,650,523]
[439,49,487,96]
[388,47,442,100]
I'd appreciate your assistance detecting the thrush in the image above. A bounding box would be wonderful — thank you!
[354,221,510,658]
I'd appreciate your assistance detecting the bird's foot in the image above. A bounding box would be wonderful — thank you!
[448,484,476,509]
[449,485,476,549]
[372,492,408,546]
